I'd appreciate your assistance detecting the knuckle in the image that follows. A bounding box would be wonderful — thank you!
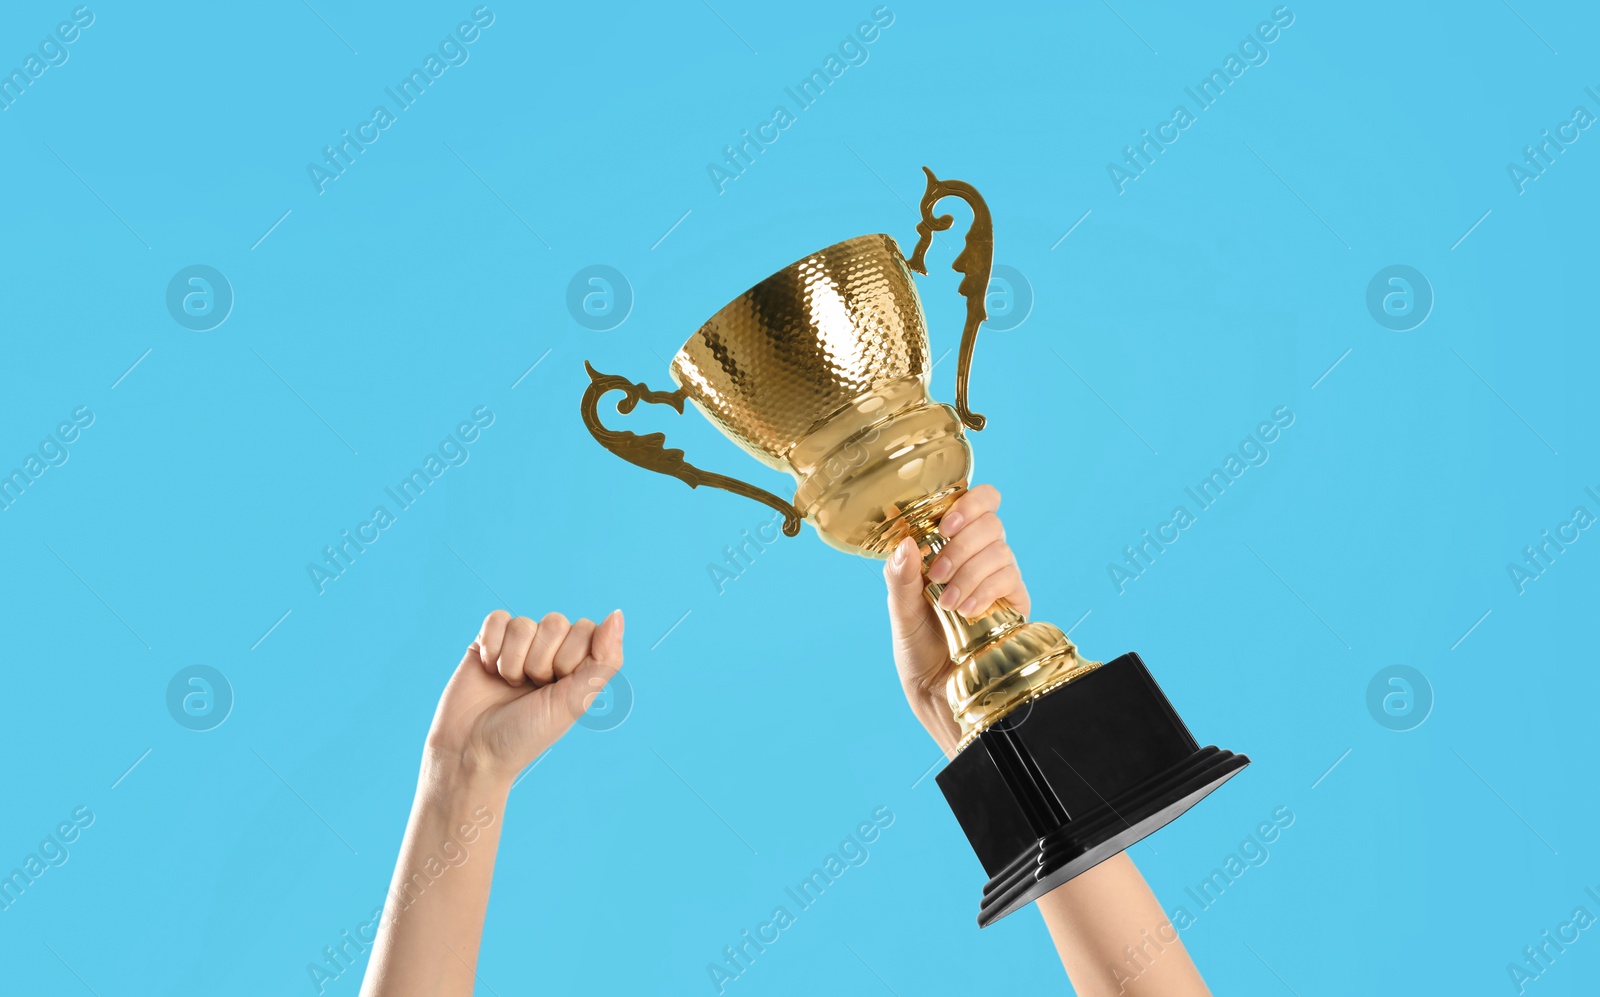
[506,616,535,639]
[541,611,570,629]
[965,540,993,567]
[957,526,990,554]
[558,632,588,658]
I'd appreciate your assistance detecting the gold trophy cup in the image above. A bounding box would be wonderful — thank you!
[580,168,1247,926]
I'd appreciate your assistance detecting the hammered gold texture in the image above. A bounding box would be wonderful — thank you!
[670,233,930,469]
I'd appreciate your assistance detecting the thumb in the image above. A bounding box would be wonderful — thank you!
[561,609,625,721]
[588,608,625,681]
[883,537,933,646]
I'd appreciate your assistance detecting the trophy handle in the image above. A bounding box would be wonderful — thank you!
[579,361,802,536]
[906,166,993,432]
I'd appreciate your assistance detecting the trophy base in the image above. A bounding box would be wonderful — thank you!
[935,652,1248,927]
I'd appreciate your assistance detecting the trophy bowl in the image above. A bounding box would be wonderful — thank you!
[667,231,970,559]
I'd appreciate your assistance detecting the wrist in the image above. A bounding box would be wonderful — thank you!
[419,744,516,803]
[907,690,962,757]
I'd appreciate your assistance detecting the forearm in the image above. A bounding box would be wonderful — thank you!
[360,751,511,997]
[1036,852,1210,997]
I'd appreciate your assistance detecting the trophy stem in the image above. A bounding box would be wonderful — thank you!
[905,509,1101,751]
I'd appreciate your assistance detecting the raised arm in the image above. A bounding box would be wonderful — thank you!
[882,486,1210,997]
[359,609,624,997]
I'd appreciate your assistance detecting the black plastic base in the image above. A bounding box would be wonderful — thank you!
[936,652,1248,927]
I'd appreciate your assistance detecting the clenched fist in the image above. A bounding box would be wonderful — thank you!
[883,484,1029,755]
[424,609,625,786]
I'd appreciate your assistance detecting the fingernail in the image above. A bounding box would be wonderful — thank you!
[938,585,961,610]
[942,511,965,535]
[928,557,951,583]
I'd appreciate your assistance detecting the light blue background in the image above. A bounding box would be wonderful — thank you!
[2,1,1597,994]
